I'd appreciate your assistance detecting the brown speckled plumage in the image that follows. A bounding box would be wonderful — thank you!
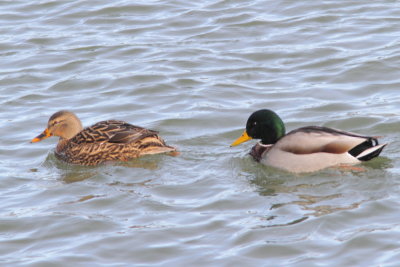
[31,111,176,166]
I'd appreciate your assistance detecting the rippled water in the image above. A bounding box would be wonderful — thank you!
[1,0,400,266]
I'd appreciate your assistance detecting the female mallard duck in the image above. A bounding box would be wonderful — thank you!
[31,110,176,166]
[231,109,387,173]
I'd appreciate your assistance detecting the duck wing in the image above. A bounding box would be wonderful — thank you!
[277,126,381,156]
[72,120,159,144]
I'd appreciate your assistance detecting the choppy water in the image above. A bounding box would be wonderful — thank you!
[1,0,400,266]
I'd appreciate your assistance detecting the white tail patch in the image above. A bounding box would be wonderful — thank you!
[356,143,387,159]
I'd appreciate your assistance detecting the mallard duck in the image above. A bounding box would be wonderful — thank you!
[31,110,176,166]
[231,109,387,173]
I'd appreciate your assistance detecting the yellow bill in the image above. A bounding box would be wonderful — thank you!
[230,130,252,147]
[31,128,52,143]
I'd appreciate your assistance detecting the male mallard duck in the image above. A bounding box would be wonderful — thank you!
[231,109,387,173]
[31,110,176,165]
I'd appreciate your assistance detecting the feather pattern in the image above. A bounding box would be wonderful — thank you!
[251,126,386,173]
[231,109,387,173]
[31,111,176,166]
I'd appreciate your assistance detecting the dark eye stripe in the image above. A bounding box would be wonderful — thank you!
[51,121,59,127]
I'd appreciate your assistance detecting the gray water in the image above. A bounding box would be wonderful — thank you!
[1,1,400,266]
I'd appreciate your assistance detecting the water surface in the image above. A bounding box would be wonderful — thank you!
[1,0,400,266]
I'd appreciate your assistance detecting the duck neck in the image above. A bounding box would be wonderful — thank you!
[260,124,285,145]
[56,138,69,153]
[261,134,279,145]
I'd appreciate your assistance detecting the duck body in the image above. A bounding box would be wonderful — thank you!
[32,111,176,166]
[232,109,387,173]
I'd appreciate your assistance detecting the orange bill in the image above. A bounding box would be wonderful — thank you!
[230,130,252,147]
[31,128,52,143]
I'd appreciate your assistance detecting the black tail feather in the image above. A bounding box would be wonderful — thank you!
[348,138,376,156]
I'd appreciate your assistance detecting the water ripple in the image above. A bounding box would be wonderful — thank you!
[0,0,399,266]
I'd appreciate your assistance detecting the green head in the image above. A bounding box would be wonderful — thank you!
[231,109,286,146]
[246,109,285,144]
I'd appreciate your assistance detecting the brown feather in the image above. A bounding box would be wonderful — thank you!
[33,112,176,166]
